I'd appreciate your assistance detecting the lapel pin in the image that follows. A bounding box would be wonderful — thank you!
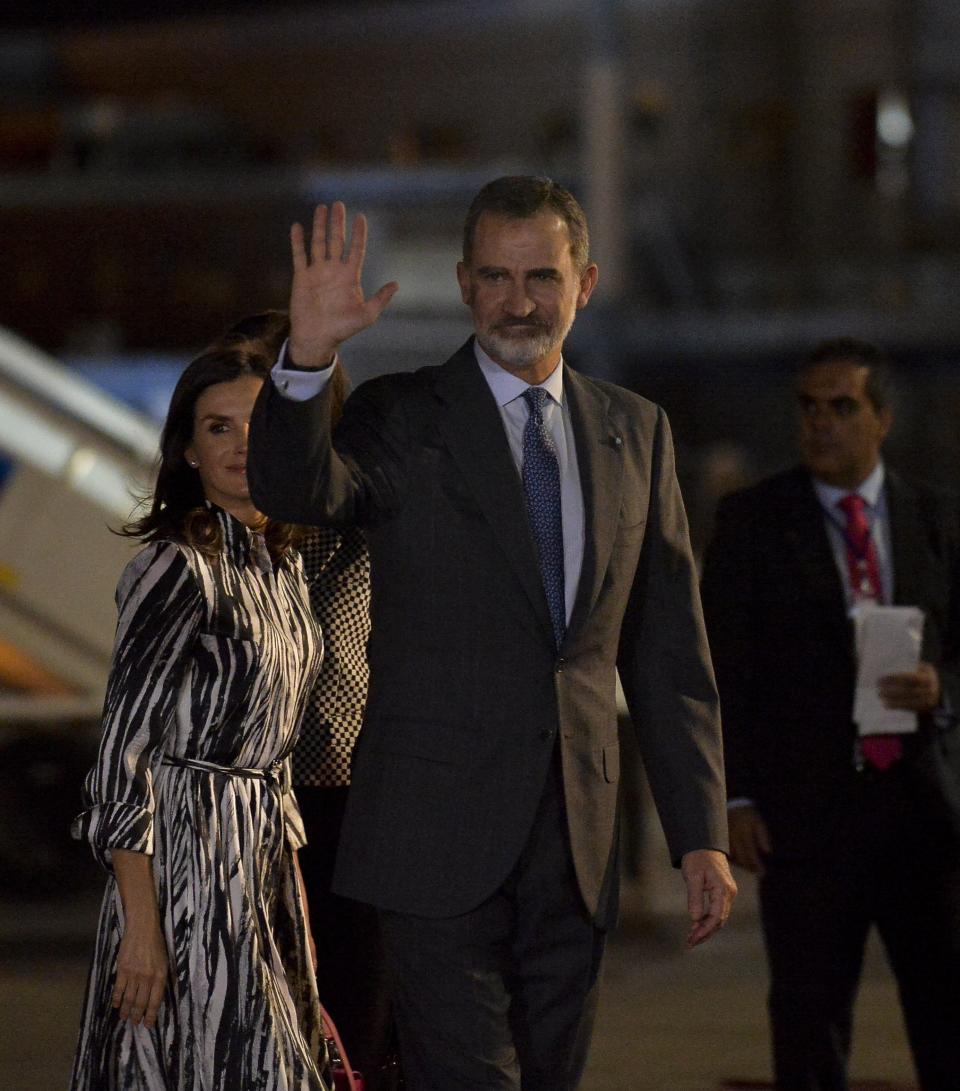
[610,435,623,450]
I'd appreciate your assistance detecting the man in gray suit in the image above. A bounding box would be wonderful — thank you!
[248,177,735,1091]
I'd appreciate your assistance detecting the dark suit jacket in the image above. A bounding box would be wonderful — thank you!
[249,339,727,927]
[701,465,960,860]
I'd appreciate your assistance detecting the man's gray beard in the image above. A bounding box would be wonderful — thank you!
[479,319,572,371]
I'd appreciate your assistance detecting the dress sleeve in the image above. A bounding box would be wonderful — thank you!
[72,541,202,871]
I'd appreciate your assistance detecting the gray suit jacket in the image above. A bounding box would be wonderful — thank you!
[249,339,727,927]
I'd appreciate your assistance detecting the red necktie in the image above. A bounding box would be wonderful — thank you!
[838,494,902,771]
[837,494,882,601]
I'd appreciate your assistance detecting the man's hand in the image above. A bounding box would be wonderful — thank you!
[879,661,941,713]
[287,202,399,368]
[680,848,737,949]
[727,805,772,875]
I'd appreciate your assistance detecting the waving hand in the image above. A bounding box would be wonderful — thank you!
[288,202,398,368]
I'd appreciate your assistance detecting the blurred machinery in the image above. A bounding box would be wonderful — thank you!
[0,325,158,894]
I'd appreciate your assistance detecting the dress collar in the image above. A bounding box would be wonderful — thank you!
[206,502,273,573]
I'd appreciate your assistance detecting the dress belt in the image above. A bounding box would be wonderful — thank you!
[162,753,284,786]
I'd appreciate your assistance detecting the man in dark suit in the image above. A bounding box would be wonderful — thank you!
[249,177,736,1091]
[701,339,960,1091]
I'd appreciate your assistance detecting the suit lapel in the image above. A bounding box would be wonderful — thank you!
[782,469,851,637]
[433,343,555,640]
[564,368,622,636]
[886,471,922,607]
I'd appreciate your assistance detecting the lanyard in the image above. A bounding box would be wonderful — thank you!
[822,499,884,603]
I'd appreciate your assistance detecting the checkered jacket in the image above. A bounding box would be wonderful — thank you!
[292,525,371,787]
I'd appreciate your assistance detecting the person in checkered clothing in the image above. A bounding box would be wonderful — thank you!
[213,312,399,1091]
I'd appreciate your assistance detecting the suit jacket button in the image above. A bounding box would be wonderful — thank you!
[555,658,565,673]
[539,728,554,740]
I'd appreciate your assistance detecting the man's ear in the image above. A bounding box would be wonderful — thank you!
[456,261,472,305]
[576,264,599,309]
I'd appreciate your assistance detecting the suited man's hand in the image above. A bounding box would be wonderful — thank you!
[680,849,737,948]
[879,661,941,713]
[727,805,772,875]
[287,202,399,368]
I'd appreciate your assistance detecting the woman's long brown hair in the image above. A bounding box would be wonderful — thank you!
[123,342,299,562]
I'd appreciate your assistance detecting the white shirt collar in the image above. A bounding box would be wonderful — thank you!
[473,339,564,408]
[812,460,886,512]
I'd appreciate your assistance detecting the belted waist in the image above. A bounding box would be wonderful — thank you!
[162,753,285,785]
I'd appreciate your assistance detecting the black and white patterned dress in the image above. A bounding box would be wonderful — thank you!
[70,506,328,1091]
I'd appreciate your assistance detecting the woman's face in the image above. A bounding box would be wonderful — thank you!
[184,374,264,517]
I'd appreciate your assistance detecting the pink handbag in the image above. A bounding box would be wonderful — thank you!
[319,1000,365,1091]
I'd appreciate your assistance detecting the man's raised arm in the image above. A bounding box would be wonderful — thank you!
[247,202,397,526]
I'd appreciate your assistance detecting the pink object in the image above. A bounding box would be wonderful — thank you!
[319,1000,365,1091]
[860,734,903,772]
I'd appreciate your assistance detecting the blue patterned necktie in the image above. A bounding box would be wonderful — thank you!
[521,387,566,648]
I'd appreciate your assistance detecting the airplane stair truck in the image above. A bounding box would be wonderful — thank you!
[0,326,159,896]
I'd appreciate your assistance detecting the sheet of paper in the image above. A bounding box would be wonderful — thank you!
[852,604,924,736]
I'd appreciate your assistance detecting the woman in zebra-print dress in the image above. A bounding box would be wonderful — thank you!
[214,309,399,1089]
[70,346,329,1089]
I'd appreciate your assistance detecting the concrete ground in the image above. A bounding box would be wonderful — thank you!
[0,870,916,1091]
[584,879,915,1090]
